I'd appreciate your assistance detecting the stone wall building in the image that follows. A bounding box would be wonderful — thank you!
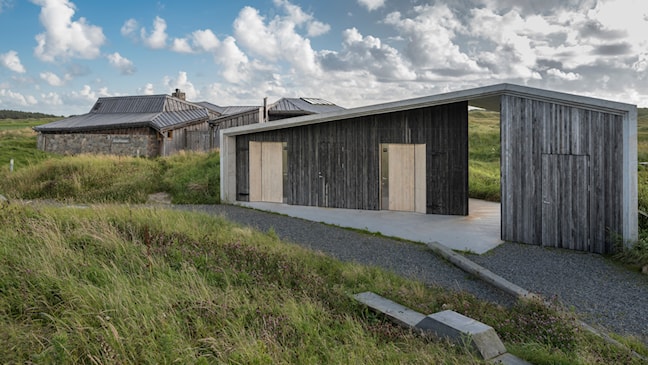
[34,90,217,157]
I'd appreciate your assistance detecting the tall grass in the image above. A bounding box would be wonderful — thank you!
[1,202,644,364]
[468,110,500,202]
[0,152,220,204]
[0,128,52,172]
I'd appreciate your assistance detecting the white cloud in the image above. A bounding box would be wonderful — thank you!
[40,71,66,86]
[385,5,483,77]
[357,0,385,12]
[140,16,168,49]
[547,68,582,81]
[32,0,106,62]
[70,84,111,103]
[121,18,138,38]
[319,28,416,81]
[107,52,135,75]
[41,91,63,105]
[307,21,330,37]
[0,50,26,73]
[171,38,193,53]
[139,83,155,95]
[0,89,38,106]
[163,71,198,100]
[171,29,221,54]
[233,3,321,74]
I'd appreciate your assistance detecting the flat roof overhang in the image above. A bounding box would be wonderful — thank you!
[219,83,638,243]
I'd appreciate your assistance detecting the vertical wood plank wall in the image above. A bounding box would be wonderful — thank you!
[501,95,623,253]
[235,102,468,215]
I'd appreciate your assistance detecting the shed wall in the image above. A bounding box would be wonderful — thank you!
[160,121,210,156]
[501,95,623,253]
[235,102,468,215]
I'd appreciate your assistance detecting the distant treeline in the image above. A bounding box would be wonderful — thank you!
[0,110,62,119]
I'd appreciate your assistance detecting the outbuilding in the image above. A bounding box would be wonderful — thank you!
[34,90,216,157]
[220,84,638,253]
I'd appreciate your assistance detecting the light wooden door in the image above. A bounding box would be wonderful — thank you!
[541,154,590,250]
[382,144,426,213]
[249,141,284,203]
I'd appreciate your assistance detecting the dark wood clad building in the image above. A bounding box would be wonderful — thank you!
[220,84,638,253]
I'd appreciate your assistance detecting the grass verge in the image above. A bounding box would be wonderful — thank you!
[0,202,645,364]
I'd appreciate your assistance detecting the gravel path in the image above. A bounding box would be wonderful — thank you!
[467,243,648,342]
[177,204,647,343]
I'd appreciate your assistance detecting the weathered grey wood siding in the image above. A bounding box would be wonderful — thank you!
[211,110,262,149]
[161,122,210,156]
[236,102,468,215]
[501,95,623,253]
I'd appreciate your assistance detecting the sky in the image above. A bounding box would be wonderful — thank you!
[0,0,647,116]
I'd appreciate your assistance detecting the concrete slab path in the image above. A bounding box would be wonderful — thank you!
[240,198,502,254]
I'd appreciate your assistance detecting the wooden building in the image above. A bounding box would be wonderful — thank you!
[205,97,344,149]
[34,90,217,157]
[220,84,638,253]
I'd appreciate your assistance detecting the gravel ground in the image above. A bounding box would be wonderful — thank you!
[467,242,648,343]
[177,204,647,343]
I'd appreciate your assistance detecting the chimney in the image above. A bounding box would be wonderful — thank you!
[263,97,268,123]
[172,88,186,100]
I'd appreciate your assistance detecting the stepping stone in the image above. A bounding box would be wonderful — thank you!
[416,310,507,360]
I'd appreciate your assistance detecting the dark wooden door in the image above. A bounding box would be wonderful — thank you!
[541,154,590,250]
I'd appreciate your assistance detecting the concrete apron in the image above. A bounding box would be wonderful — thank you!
[239,198,502,254]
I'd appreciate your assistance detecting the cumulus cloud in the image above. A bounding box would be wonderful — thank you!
[139,83,155,95]
[163,71,198,100]
[233,2,322,74]
[357,0,385,12]
[41,91,63,105]
[319,28,416,81]
[107,52,136,75]
[546,68,582,81]
[121,18,138,38]
[0,89,38,106]
[385,5,483,77]
[32,0,105,62]
[40,71,67,86]
[69,84,110,103]
[140,16,168,49]
[0,50,26,73]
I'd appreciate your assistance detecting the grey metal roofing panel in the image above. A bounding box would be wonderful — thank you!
[33,113,159,132]
[150,109,209,130]
[35,110,209,133]
[91,94,204,114]
[269,98,345,114]
[92,95,167,113]
[195,101,226,114]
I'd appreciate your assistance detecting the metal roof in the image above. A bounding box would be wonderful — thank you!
[35,94,211,133]
[221,83,636,137]
[269,97,345,115]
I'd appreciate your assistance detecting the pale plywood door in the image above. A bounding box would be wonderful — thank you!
[249,141,283,203]
[261,142,284,203]
[385,144,426,212]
